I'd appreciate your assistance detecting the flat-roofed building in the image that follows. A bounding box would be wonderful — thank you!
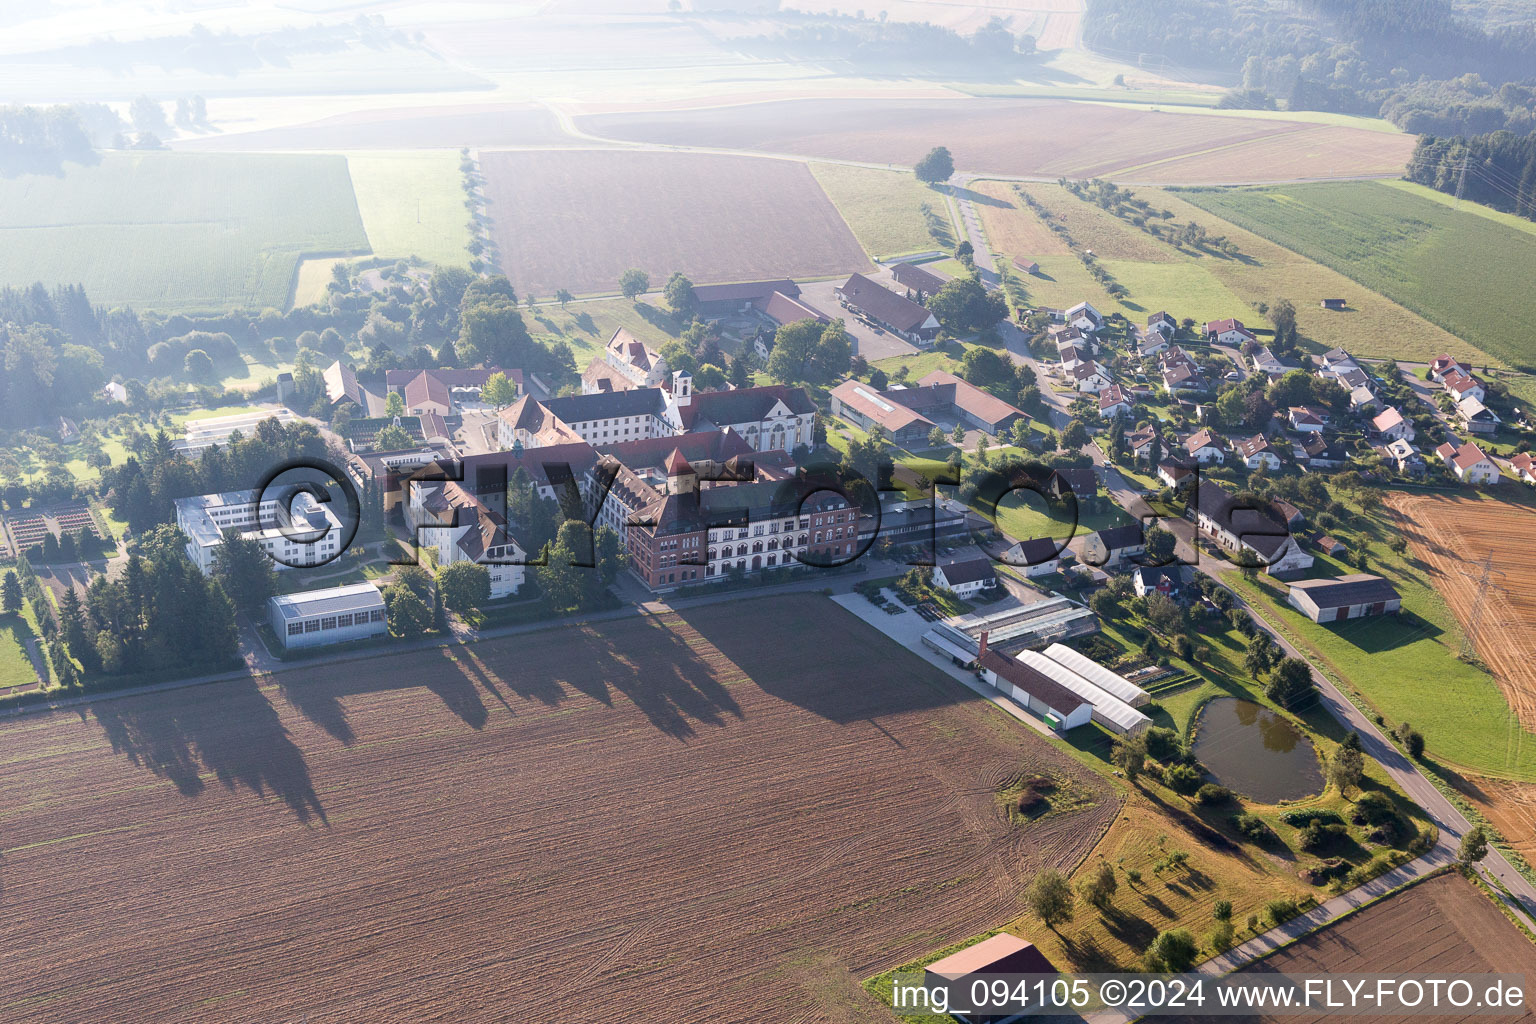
[269,583,387,650]
[174,488,343,575]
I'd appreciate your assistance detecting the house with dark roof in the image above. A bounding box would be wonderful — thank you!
[1047,467,1098,501]
[835,272,940,343]
[889,261,947,302]
[1300,433,1350,469]
[1191,480,1313,577]
[1071,360,1113,393]
[1287,574,1401,623]
[498,388,677,450]
[1456,396,1501,435]
[1003,536,1072,578]
[1080,523,1146,569]
[933,556,998,597]
[1146,311,1177,339]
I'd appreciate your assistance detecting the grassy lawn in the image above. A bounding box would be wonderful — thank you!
[0,152,368,313]
[1223,497,1536,781]
[346,151,471,269]
[529,296,683,370]
[0,615,39,688]
[1179,181,1536,371]
[809,162,943,259]
[1101,259,1250,321]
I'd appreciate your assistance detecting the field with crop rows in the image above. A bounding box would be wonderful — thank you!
[1224,872,1536,1022]
[1180,182,1536,370]
[0,152,369,313]
[480,150,870,297]
[0,595,1113,1024]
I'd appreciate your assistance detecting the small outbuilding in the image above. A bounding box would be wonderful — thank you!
[269,583,388,650]
[1287,573,1401,623]
[1320,298,1347,310]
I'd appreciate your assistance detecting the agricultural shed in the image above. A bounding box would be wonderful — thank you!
[1018,650,1150,737]
[975,635,1092,732]
[1040,643,1151,708]
[1286,574,1401,623]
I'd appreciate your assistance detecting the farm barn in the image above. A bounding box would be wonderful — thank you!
[975,633,1093,732]
[1287,574,1402,623]
[1017,649,1151,736]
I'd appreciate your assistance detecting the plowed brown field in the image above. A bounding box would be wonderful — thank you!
[1192,872,1536,1023]
[577,98,1415,184]
[0,595,1112,1024]
[479,149,870,296]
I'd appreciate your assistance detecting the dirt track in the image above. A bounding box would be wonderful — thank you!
[0,594,1113,1023]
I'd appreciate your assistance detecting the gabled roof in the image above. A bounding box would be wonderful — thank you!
[755,290,827,325]
[1185,427,1222,454]
[911,370,1025,427]
[1093,523,1145,551]
[925,934,1057,980]
[837,272,934,333]
[1446,373,1483,396]
[1235,435,1272,458]
[1071,360,1110,381]
[681,384,815,430]
[1289,573,1400,608]
[692,279,800,305]
[1194,480,1293,558]
[937,557,995,586]
[606,327,662,374]
[1126,427,1157,450]
[1158,460,1194,482]
[1010,536,1065,565]
[604,429,756,475]
[1099,384,1130,410]
[1289,406,1325,427]
[830,379,932,433]
[890,261,946,294]
[980,649,1091,716]
[544,387,671,424]
[1371,407,1405,432]
[405,370,451,411]
[1148,311,1176,327]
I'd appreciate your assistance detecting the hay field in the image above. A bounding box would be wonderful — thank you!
[0,152,368,313]
[809,161,942,258]
[479,150,870,296]
[0,595,1113,1024]
[347,152,471,268]
[1181,181,1536,370]
[578,98,1412,183]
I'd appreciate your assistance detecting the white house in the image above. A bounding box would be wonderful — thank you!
[1250,347,1287,377]
[1072,361,1114,393]
[1371,406,1415,442]
[1436,441,1501,484]
[933,557,997,598]
[1206,318,1256,346]
[1443,371,1486,404]
[1193,480,1314,577]
[407,480,527,599]
[174,488,344,575]
[1511,452,1536,485]
[1288,407,1326,434]
[1005,537,1071,578]
[1079,524,1146,569]
[1065,301,1105,334]
[101,381,129,404]
[268,583,387,650]
[1349,385,1379,412]
[1098,384,1133,420]
[1184,428,1225,465]
[1235,435,1281,471]
[1429,354,1473,383]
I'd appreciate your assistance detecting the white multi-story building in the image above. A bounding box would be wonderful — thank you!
[405,480,527,599]
[174,488,344,574]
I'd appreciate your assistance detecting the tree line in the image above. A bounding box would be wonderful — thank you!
[1407,132,1536,221]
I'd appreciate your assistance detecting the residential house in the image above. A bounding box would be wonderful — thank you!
[1443,370,1486,404]
[1206,318,1256,346]
[1511,452,1536,485]
[1137,332,1171,359]
[1098,384,1133,419]
[1337,366,1372,391]
[1004,536,1071,578]
[1191,480,1314,577]
[1287,574,1402,623]
[1133,564,1183,599]
[1234,434,1281,470]
[835,272,941,344]
[1457,396,1501,435]
[1065,300,1105,334]
[1349,385,1379,413]
[933,557,998,597]
[1287,406,1326,434]
[1047,467,1098,501]
[1429,354,1473,383]
[1250,347,1287,377]
[1184,428,1225,465]
[1126,427,1159,461]
[1435,441,1502,484]
[1080,523,1146,569]
[1384,438,1426,477]
[1058,342,1092,371]
[1157,461,1195,489]
[1161,361,1202,393]
[1071,360,1114,393]
[1146,311,1178,340]
[1371,406,1415,442]
[1300,433,1349,469]
[889,261,946,303]
[101,381,128,404]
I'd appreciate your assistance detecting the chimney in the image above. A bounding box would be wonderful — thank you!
[977,630,989,661]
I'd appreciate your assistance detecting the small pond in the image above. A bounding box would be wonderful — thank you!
[1190,697,1323,803]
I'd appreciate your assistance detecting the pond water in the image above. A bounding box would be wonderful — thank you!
[1190,697,1323,803]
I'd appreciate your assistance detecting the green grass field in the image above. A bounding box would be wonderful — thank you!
[0,615,39,688]
[1225,497,1536,781]
[809,162,945,259]
[1179,182,1536,371]
[527,296,685,370]
[0,152,369,313]
[346,152,471,269]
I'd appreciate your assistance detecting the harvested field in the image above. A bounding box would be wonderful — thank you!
[479,150,870,297]
[1390,494,1536,731]
[1195,872,1536,1023]
[974,181,1072,260]
[181,103,567,151]
[0,595,1113,1024]
[578,98,1412,183]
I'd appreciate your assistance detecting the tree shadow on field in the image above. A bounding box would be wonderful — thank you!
[277,646,492,743]
[93,676,327,824]
[475,614,744,741]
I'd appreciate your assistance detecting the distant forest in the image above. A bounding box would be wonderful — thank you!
[1085,0,1536,135]
[1407,132,1536,220]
